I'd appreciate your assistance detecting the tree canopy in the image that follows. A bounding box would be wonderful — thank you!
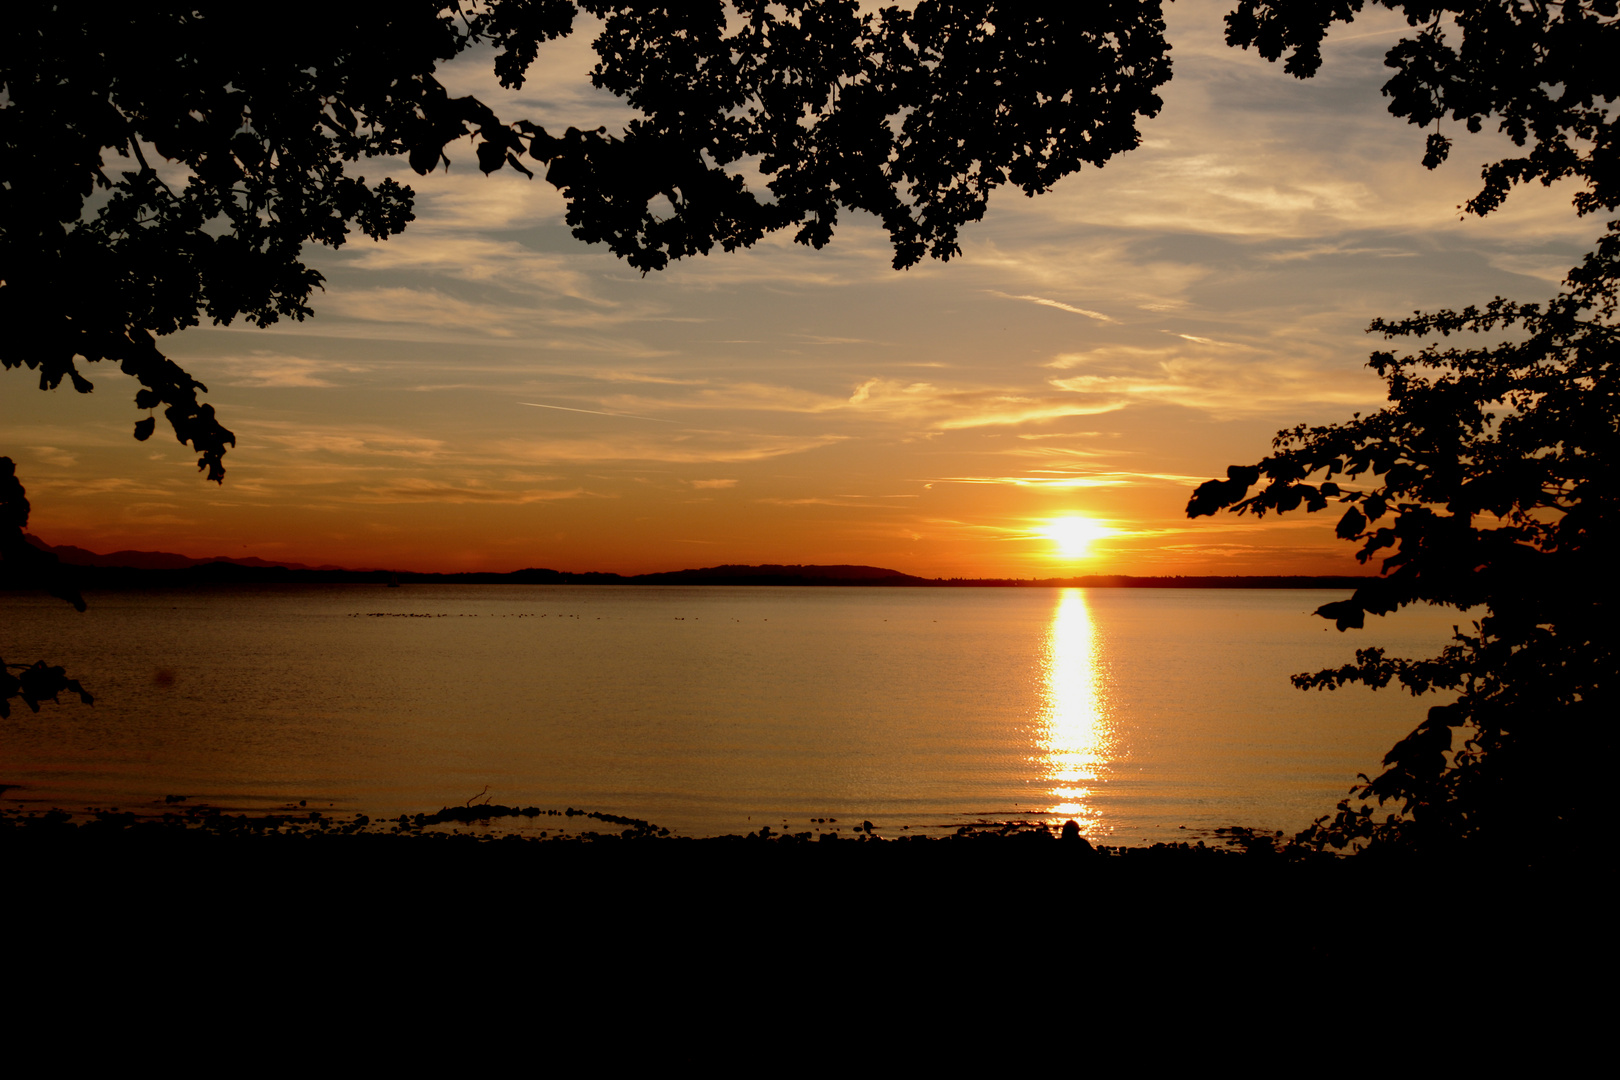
[1193,0,1618,857]
[1188,293,1615,855]
[2,0,1176,720]
[1226,0,1619,217]
[1,1,1172,481]
[8,0,1611,482]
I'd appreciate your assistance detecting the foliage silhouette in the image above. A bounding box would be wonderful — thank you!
[0,1,1169,721]
[1226,0,1619,217]
[3,2,1613,857]
[1188,292,1615,856]
[1,1,1171,480]
[1193,0,1618,856]
[2,459,92,718]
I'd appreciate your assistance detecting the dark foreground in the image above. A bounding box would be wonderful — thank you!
[5,805,1599,993]
[3,807,1599,1066]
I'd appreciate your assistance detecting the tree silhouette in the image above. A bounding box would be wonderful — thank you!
[2,459,92,718]
[1,1,1173,718]
[1193,0,1617,856]
[4,1,1612,856]
[1,1,1171,482]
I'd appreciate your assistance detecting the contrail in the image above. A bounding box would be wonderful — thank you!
[518,401,677,423]
[992,291,1115,323]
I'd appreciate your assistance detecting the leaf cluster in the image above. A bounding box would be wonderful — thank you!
[1,4,477,478]
[2,458,91,719]
[1,660,94,721]
[1,2,1171,481]
[1204,0,1617,859]
[1187,285,1616,855]
[540,1,1171,272]
[1,457,83,611]
[1226,0,1619,217]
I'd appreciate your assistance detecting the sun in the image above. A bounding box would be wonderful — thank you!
[1039,516,1113,559]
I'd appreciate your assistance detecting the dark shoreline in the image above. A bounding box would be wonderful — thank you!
[0,801,1572,867]
[6,803,1595,989]
[8,535,1374,588]
[6,559,1375,592]
[1,802,1260,851]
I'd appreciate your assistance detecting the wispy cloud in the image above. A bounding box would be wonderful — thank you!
[319,287,531,338]
[756,496,914,508]
[991,291,1115,322]
[843,378,1128,428]
[592,371,712,386]
[496,431,846,465]
[343,232,608,303]
[1043,342,1387,416]
[27,446,79,468]
[552,372,1138,433]
[351,480,598,505]
[215,352,371,388]
[518,401,676,423]
[933,474,1130,489]
[934,467,1208,489]
[243,424,448,461]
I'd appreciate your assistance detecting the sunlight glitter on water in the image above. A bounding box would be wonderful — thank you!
[3,583,1461,842]
[1036,590,1117,833]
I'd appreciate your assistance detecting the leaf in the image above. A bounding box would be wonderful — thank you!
[133,416,156,441]
[1315,599,1365,631]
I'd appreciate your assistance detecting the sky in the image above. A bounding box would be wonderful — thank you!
[3,2,1598,576]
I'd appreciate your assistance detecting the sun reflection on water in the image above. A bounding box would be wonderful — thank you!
[1037,589,1115,833]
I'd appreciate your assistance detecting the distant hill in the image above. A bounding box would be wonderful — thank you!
[632,564,927,586]
[21,534,350,572]
[7,537,1372,590]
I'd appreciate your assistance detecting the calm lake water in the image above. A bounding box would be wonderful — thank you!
[2,585,1461,844]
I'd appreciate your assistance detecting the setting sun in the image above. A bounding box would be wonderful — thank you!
[1039,517,1115,559]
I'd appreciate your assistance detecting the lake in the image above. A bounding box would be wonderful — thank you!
[1,584,1461,844]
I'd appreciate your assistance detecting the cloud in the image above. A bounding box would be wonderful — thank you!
[495,431,846,465]
[962,234,1213,315]
[243,423,448,461]
[552,370,1138,434]
[1258,241,1417,264]
[215,353,373,388]
[40,476,174,499]
[841,377,1129,429]
[1044,343,1387,416]
[350,480,597,505]
[933,474,1131,489]
[1486,251,1588,284]
[795,334,884,346]
[689,478,738,489]
[933,465,1211,489]
[991,291,1115,322]
[592,371,712,386]
[27,446,79,468]
[115,510,195,527]
[758,496,884,507]
[319,287,532,338]
[342,232,606,302]
[399,174,559,233]
[518,400,676,423]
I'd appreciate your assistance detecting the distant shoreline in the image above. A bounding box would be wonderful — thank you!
[6,560,1374,591]
[10,536,1372,590]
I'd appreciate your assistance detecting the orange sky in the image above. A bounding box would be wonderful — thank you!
[2,3,1594,577]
